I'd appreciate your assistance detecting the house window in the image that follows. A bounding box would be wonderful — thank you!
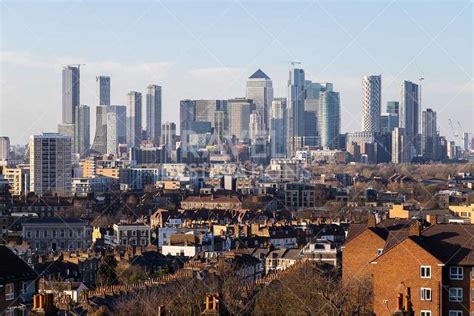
[420,265,431,278]
[420,288,432,301]
[450,267,464,280]
[21,282,28,294]
[449,288,463,302]
[5,283,14,300]
[5,309,14,316]
[449,311,463,316]
[420,311,432,316]
[377,248,383,256]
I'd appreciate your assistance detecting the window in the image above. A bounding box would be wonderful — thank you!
[21,282,28,294]
[420,288,432,301]
[421,265,431,278]
[377,248,383,256]
[420,311,432,316]
[449,288,463,302]
[450,267,464,280]
[5,309,14,316]
[449,311,463,316]
[472,288,474,302]
[5,283,14,300]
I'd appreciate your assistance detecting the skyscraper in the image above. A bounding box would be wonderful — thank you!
[361,75,381,133]
[62,65,80,124]
[319,90,341,150]
[391,127,409,163]
[249,110,264,144]
[91,106,108,154]
[106,111,118,155]
[399,81,419,158]
[386,101,399,115]
[180,99,196,145]
[287,68,305,156]
[194,100,227,128]
[227,98,253,142]
[270,98,287,158]
[74,105,90,155]
[380,113,398,134]
[127,92,142,148]
[0,137,10,161]
[96,76,110,106]
[422,108,437,160]
[303,81,332,147]
[246,69,273,129]
[109,105,127,144]
[146,85,162,145]
[213,110,227,144]
[29,133,72,197]
[161,122,176,152]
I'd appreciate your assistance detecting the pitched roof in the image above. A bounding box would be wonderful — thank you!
[373,224,474,266]
[249,69,270,80]
[0,246,37,283]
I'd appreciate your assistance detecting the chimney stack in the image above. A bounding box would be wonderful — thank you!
[368,213,376,228]
[409,221,422,237]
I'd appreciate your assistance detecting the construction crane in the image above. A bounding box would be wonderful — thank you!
[290,61,301,67]
[448,118,459,138]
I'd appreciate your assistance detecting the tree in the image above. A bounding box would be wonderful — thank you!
[97,254,118,286]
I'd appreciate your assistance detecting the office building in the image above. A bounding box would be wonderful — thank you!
[161,122,176,152]
[91,106,108,154]
[287,68,306,156]
[249,110,264,144]
[391,127,409,163]
[213,110,227,144]
[180,99,196,145]
[62,65,80,124]
[319,90,341,150]
[74,105,90,155]
[361,75,381,133]
[29,133,72,197]
[127,91,142,148]
[0,137,10,161]
[96,76,110,106]
[109,105,127,144]
[227,98,253,142]
[146,85,162,145]
[386,101,399,115]
[270,98,287,158]
[422,108,437,160]
[195,100,227,128]
[380,113,398,134]
[246,69,273,129]
[399,81,419,158]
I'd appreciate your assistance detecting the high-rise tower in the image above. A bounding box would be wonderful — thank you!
[146,85,162,145]
[361,75,381,133]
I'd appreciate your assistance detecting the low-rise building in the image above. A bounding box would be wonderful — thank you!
[21,217,91,253]
[112,222,151,247]
[0,246,37,314]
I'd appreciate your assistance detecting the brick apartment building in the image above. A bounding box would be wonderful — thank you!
[342,216,421,283]
[343,217,474,316]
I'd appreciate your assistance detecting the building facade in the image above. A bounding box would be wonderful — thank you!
[29,133,72,197]
[361,75,381,133]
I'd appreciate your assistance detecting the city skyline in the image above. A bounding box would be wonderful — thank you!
[1,1,471,145]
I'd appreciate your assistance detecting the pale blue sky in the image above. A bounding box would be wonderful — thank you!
[1,0,472,145]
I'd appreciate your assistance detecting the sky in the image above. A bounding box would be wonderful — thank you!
[1,0,472,145]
